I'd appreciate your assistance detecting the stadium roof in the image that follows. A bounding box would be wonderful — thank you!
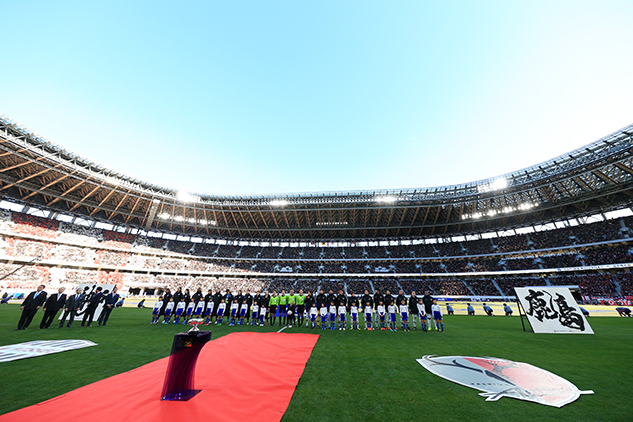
[1,114,633,240]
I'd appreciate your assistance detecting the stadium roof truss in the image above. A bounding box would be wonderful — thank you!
[1,114,633,241]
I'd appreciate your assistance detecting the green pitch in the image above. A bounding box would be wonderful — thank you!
[0,305,631,422]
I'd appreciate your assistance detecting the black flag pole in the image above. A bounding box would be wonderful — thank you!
[514,288,533,333]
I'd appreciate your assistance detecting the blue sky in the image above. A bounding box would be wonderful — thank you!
[1,1,632,196]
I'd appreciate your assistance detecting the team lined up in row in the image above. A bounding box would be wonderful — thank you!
[151,287,446,332]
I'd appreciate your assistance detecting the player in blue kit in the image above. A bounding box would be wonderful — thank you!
[229,300,239,326]
[329,302,337,330]
[251,303,259,326]
[350,304,359,330]
[377,302,386,330]
[183,300,195,325]
[163,298,175,324]
[364,303,373,330]
[151,297,163,324]
[503,303,513,316]
[338,304,347,330]
[388,303,397,331]
[431,299,444,332]
[417,299,428,331]
[399,300,410,332]
[259,305,266,326]
[204,300,215,325]
[216,300,226,324]
[309,303,318,329]
[319,303,328,330]
[174,300,186,325]
[239,300,248,325]
[194,300,205,318]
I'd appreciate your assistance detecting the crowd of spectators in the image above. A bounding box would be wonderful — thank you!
[345,278,373,294]
[502,258,537,271]
[581,245,632,266]
[539,254,580,268]
[371,279,401,294]
[616,274,633,296]
[466,279,502,296]
[435,241,464,257]
[494,277,546,295]
[462,239,494,255]
[548,274,617,298]
[495,235,528,253]
[2,209,633,300]
[529,227,575,249]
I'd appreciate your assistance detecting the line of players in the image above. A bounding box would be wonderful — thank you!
[150,288,444,332]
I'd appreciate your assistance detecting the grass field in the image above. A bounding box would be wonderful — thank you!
[0,304,631,421]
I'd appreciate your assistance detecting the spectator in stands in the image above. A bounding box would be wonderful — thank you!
[15,284,47,330]
[39,287,67,329]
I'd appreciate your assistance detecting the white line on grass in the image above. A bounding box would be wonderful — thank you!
[277,326,288,333]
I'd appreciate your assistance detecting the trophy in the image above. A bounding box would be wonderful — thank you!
[188,318,204,332]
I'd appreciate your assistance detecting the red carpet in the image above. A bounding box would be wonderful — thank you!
[1,332,319,422]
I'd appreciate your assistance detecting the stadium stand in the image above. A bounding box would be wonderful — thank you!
[1,209,632,303]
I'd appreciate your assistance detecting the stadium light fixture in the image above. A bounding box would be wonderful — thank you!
[477,178,508,193]
[176,191,200,203]
[174,216,184,222]
[159,213,170,219]
[270,199,289,206]
[376,196,397,203]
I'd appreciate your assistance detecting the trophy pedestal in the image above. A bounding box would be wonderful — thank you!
[160,330,212,401]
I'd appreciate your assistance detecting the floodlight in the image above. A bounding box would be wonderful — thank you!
[176,191,200,203]
[491,178,508,190]
[376,196,397,203]
[270,199,289,206]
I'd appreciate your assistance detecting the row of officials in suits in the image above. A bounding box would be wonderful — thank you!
[14,285,120,330]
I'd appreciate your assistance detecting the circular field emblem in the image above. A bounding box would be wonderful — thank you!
[417,355,593,407]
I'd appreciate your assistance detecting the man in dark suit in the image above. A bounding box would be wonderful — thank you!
[39,287,67,329]
[81,286,103,327]
[59,288,84,328]
[15,285,47,330]
[97,287,119,326]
